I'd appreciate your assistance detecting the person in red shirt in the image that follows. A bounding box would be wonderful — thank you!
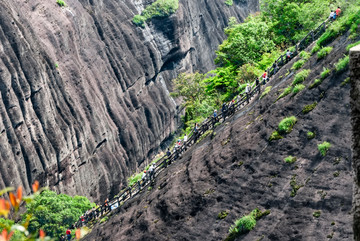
[336,7,341,17]
[66,229,71,241]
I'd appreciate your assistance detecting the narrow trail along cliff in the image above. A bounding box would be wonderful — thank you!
[0,0,258,201]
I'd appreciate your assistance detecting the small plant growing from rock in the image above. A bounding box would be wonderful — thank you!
[291,60,306,70]
[56,0,66,7]
[318,141,331,156]
[292,84,305,95]
[226,209,270,241]
[290,174,303,197]
[302,102,317,114]
[311,44,320,54]
[320,67,331,80]
[260,86,272,99]
[307,131,316,139]
[317,46,333,59]
[308,79,322,89]
[292,69,311,86]
[224,0,233,6]
[299,51,311,60]
[218,210,229,219]
[340,77,350,86]
[277,86,292,100]
[313,210,321,218]
[284,156,297,164]
[333,171,340,177]
[335,55,349,73]
[278,116,297,134]
[269,131,283,141]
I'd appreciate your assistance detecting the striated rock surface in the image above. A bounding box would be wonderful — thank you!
[0,0,258,201]
[350,44,360,240]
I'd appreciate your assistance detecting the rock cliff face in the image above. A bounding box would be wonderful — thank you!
[0,0,258,201]
[350,45,360,241]
[84,30,354,241]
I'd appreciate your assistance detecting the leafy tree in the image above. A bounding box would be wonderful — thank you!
[23,190,94,238]
[215,16,275,67]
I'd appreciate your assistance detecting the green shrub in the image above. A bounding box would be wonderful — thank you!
[229,215,256,234]
[308,78,322,89]
[291,59,306,70]
[292,69,310,85]
[311,44,321,54]
[284,155,297,164]
[225,0,233,6]
[299,51,311,60]
[278,116,297,134]
[307,131,316,139]
[346,41,360,51]
[269,131,283,141]
[302,102,317,114]
[133,0,179,27]
[335,55,349,73]
[277,86,292,100]
[292,84,305,95]
[318,141,331,156]
[133,15,146,27]
[260,86,272,99]
[227,208,269,238]
[23,190,94,238]
[56,0,66,6]
[320,67,331,79]
[317,47,333,59]
[313,211,321,218]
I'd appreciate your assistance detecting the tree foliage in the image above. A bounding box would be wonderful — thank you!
[215,16,275,67]
[23,190,94,238]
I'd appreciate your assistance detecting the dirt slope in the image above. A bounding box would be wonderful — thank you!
[84,31,355,240]
[0,0,257,200]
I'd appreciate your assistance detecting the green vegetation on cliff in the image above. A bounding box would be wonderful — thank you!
[133,0,179,27]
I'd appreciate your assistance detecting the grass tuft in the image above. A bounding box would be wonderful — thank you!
[284,156,297,164]
[224,0,233,6]
[292,84,305,95]
[335,55,349,73]
[269,131,283,141]
[292,69,310,86]
[347,41,360,52]
[260,86,272,99]
[302,102,317,114]
[320,67,331,80]
[291,60,306,70]
[56,0,66,7]
[307,131,316,139]
[340,77,350,86]
[308,79,322,89]
[277,86,292,100]
[317,47,333,59]
[313,211,321,218]
[318,141,331,156]
[311,44,320,54]
[278,116,297,134]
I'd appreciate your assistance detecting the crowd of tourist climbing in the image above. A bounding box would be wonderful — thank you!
[63,9,342,239]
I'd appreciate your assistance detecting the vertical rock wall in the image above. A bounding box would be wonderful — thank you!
[351,45,360,241]
[0,0,258,201]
